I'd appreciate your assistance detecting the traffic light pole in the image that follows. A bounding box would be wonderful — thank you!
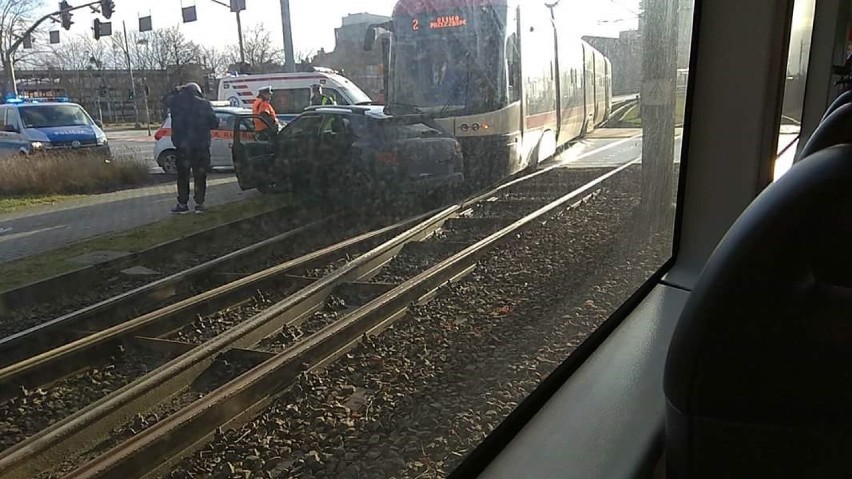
[3,0,103,98]
[280,0,295,73]
[206,0,246,67]
[235,8,246,65]
[122,20,140,128]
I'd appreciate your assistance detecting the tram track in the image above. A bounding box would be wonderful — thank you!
[0,162,634,479]
[0,205,300,320]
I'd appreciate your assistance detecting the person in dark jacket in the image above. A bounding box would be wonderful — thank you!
[165,82,219,214]
[162,86,181,121]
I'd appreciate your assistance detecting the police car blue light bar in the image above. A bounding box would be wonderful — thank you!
[4,96,70,104]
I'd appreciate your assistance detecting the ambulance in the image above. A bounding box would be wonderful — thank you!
[217,68,373,124]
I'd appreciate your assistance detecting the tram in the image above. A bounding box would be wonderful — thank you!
[369,0,613,186]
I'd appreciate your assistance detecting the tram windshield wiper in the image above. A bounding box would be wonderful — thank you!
[436,59,473,119]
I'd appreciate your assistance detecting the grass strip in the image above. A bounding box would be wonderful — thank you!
[0,195,282,292]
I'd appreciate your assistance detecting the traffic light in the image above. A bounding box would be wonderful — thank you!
[58,1,73,31]
[100,0,115,19]
[93,18,112,40]
[230,0,246,12]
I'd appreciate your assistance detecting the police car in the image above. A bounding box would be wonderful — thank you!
[0,97,110,157]
[153,103,253,174]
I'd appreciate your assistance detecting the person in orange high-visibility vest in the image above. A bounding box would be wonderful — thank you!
[252,86,277,135]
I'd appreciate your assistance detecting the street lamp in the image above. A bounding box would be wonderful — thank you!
[88,54,104,123]
[120,20,141,128]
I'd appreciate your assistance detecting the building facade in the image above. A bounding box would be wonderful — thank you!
[312,13,390,100]
[14,64,210,124]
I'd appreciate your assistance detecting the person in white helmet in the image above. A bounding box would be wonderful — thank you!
[164,82,218,214]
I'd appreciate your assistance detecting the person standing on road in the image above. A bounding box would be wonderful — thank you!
[310,84,336,106]
[165,82,219,214]
[252,86,278,137]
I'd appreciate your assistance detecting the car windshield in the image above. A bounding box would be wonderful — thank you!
[18,105,94,128]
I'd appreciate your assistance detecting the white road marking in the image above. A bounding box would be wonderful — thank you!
[0,225,67,243]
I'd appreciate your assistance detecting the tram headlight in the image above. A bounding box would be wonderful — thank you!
[460,123,470,132]
[472,123,481,131]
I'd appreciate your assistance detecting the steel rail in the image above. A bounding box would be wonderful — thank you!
[0,216,334,367]
[65,160,638,479]
[0,211,439,479]
[0,214,420,400]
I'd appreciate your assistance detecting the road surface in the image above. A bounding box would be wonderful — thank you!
[0,173,257,264]
[107,128,160,172]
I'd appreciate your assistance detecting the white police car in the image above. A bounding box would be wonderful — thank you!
[0,97,110,157]
[153,104,253,174]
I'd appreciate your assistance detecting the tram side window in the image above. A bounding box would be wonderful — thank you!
[507,33,521,102]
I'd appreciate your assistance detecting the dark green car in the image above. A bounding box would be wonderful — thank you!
[231,105,464,201]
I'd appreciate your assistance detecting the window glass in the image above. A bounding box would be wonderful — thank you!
[6,108,19,130]
[7,1,696,477]
[775,0,817,180]
[270,88,311,114]
[320,114,349,135]
[0,107,7,128]
[281,114,322,138]
[215,112,234,130]
[347,115,375,138]
[19,105,93,128]
[318,88,344,105]
[237,116,256,132]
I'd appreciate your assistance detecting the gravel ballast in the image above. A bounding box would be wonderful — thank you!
[162,166,674,479]
[0,348,173,453]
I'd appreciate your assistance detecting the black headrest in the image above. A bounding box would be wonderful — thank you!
[665,144,852,477]
[798,101,852,161]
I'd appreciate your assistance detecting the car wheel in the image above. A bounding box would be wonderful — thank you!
[158,150,178,174]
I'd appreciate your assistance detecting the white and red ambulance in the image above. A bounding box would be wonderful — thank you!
[217,68,373,124]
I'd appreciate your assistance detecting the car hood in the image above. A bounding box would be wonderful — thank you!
[24,125,102,142]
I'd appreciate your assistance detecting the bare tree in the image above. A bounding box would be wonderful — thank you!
[298,49,317,66]
[0,0,47,93]
[161,27,199,68]
[227,24,283,70]
[198,45,228,74]
[36,33,107,70]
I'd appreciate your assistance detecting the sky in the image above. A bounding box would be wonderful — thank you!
[35,0,641,56]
